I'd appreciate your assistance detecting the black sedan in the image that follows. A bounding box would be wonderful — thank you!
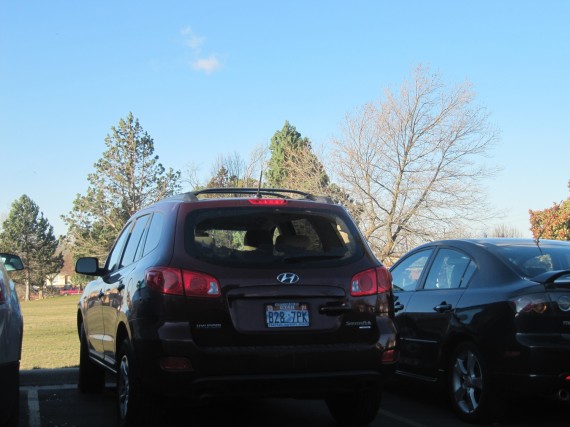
[389,238,570,422]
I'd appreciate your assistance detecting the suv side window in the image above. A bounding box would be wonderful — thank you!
[143,212,164,257]
[391,249,433,292]
[120,214,151,268]
[106,222,132,272]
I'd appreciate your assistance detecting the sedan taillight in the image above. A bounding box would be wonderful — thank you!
[145,267,220,297]
[511,294,549,314]
[350,266,393,296]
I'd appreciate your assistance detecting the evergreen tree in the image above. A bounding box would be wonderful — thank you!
[266,121,329,190]
[0,195,63,300]
[63,113,182,261]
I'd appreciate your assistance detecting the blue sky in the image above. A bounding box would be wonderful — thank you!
[1,0,569,238]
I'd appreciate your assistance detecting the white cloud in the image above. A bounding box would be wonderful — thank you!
[181,26,222,74]
[192,55,221,74]
[186,35,205,51]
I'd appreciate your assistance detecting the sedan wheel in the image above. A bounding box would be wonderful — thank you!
[448,342,499,422]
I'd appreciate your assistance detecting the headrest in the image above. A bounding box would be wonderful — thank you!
[275,235,310,252]
[244,229,273,248]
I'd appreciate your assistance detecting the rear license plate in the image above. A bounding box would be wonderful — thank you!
[265,302,309,328]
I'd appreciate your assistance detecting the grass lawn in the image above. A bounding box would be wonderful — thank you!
[20,296,80,370]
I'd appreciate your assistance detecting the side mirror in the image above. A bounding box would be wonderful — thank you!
[75,257,101,276]
[0,253,24,271]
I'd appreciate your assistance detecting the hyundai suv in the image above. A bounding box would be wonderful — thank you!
[75,188,398,426]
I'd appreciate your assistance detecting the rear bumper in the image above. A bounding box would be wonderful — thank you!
[167,370,384,401]
[494,372,570,397]
[493,333,570,395]
[130,319,397,400]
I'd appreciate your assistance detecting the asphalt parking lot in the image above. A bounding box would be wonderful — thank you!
[19,368,570,427]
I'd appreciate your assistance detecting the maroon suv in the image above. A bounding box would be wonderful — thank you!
[75,188,398,426]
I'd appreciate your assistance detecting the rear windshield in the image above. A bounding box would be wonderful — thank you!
[490,244,570,278]
[184,207,364,268]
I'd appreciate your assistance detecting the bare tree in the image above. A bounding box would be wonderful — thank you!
[277,143,329,194]
[489,224,523,238]
[331,65,499,261]
[182,161,203,190]
[245,144,270,186]
[206,146,270,189]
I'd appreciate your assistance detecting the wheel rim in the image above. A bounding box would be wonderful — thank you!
[450,348,483,414]
[118,354,130,420]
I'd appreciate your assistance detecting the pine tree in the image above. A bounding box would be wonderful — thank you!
[63,112,182,261]
[266,121,329,190]
[0,195,63,300]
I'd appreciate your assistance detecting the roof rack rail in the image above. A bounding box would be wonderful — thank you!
[170,188,334,204]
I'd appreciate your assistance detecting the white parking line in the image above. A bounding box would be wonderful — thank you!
[23,384,85,427]
[26,389,41,427]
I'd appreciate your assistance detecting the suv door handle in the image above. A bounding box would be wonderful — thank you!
[434,301,453,313]
[394,302,404,312]
[319,303,351,315]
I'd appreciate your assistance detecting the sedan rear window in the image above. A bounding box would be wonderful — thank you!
[184,207,363,268]
[490,244,570,278]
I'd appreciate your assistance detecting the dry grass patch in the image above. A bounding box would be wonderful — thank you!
[20,296,80,370]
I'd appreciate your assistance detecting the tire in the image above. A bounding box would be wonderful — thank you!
[117,339,155,427]
[78,326,105,393]
[2,364,19,427]
[4,400,18,427]
[325,384,382,426]
[448,341,500,423]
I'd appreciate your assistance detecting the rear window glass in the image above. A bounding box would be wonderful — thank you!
[184,207,363,268]
[490,244,570,278]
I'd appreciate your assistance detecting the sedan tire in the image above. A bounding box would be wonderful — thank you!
[448,341,500,423]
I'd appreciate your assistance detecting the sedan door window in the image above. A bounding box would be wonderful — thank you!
[424,249,475,290]
[391,249,433,292]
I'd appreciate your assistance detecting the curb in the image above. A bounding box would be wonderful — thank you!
[20,368,79,387]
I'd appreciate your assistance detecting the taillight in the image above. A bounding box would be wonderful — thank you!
[350,266,392,296]
[146,267,184,295]
[145,267,220,297]
[511,295,549,314]
[182,270,221,297]
[248,199,288,206]
[376,266,393,293]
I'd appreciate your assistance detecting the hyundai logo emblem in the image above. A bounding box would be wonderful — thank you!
[277,272,300,284]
